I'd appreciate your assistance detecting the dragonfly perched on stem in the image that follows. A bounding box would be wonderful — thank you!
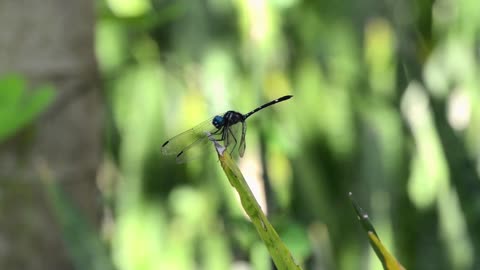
[162,95,293,163]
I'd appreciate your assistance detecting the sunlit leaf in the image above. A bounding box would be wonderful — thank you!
[213,139,302,270]
[349,192,406,270]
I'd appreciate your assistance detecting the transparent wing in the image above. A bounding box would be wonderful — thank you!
[175,135,214,163]
[161,117,223,163]
[238,121,247,157]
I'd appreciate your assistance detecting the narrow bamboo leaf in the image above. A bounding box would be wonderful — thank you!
[39,166,116,270]
[368,232,406,270]
[211,139,302,270]
[349,192,406,270]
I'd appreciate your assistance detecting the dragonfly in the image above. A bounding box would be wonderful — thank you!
[161,95,293,163]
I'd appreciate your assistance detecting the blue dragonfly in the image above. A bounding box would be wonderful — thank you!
[161,95,292,163]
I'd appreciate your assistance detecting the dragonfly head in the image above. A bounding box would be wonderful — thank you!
[212,115,225,128]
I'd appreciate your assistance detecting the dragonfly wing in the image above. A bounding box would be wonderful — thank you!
[238,121,246,157]
[161,118,221,157]
[175,126,226,163]
[175,136,211,163]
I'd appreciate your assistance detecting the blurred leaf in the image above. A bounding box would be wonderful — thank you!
[0,74,55,142]
[349,192,406,270]
[39,166,116,270]
[213,139,302,270]
[106,0,151,17]
[280,221,311,264]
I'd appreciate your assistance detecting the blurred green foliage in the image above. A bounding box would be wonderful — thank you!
[0,74,55,143]
[93,0,480,269]
[41,174,116,270]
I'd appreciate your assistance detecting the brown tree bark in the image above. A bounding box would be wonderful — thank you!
[0,1,102,269]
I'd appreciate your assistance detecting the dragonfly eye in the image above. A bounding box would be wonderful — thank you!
[212,115,224,128]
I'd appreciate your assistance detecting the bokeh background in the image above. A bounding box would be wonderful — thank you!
[1,0,480,269]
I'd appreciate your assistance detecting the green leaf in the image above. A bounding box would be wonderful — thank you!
[0,74,55,142]
[349,192,406,270]
[0,74,24,103]
[212,140,302,270]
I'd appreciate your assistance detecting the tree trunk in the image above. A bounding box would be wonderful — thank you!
[0,1,102,269]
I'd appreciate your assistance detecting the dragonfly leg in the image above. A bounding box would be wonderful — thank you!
[227,127,238,154]
[207,127,224,142]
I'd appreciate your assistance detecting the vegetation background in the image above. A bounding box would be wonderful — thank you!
[1,0,479,269]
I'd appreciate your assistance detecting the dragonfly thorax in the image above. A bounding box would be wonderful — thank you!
[223,111,244,125]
